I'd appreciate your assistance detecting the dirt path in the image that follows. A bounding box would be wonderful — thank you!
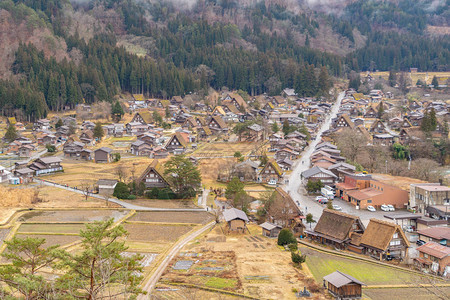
[138,221,216,298]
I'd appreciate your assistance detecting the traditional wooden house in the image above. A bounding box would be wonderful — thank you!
[369,119,387,133]
[223,208,249,234]
[137,160,170,190]
[18,145,33,157]
[37,134,57,145]
[301,166,338,186]
[14,167,34,183]
[223,93,248,111]
[94,147,113,163]
[364,106,378,118]
[80,149,93,160]
[323,271,365,299]
[233,160,259,182]
[197,126,212,140]
[334,114,355,129]
[152,147,169,159]
[260,222,282,238]
[306,209,365,250]
[63,141,84,158]
[415,242,450,277]
[208,115,228,134]
[79,130,95,144]
[131,111,153,125]
[388,116,403,130]
[165,132,188,154]
[28,157,63,176]
[259,160,283,184]
[266,188,305,236]
[130,140,153,156]
[359,219,410,261]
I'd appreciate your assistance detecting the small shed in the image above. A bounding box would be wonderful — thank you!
[223,208,249,234]
[323,271,365,299]
[260,222,282,238]
[97,179,118,196]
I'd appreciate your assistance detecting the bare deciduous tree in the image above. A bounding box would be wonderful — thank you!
[115,165,127,182]
[334,128,367,163]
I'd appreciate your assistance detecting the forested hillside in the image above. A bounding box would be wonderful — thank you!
[0,0,449,121]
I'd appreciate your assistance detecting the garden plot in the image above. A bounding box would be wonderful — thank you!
[164,224,322,299]
[161,251,240,292]
[14,234,81,248]
[124,223,193,243]
[17,223,86,234]
[122,199,198,209]
[129,211,214,224]
[19,209,128,223]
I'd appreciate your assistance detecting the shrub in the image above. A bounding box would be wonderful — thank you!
[127,195,136,200]
[277,228,296,246]
[291,252,306,265]
[45,144,56,152]
[146,188,159,199]
[288,243,298,252]
[113,153,121,162]
[113,182,130,199]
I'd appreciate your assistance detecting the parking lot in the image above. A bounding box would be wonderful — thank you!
[301,193,405,228]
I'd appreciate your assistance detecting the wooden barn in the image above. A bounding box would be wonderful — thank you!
[323,271,365,299]
[223,208,249,234]
[260,222,282,238]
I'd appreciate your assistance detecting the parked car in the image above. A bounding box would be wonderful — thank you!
[319,198,328,204]
[367,205,376,212]
[416,240,426,246]
[268,179,277,186]
[315,196,327,202]
[332,204,342,211]
[387,204,395,211]
[381,204,389,212]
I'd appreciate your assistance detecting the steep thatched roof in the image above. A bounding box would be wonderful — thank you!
[360,218,410,251]
[314,209,364,242]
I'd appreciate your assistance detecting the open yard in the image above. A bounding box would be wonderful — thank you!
[17,223,86,234]
[18,209,128,223]
[46,156,157,186]
[129,211,214,224]
[159,224,326,300]
[301,246,434,286]
[361,71,450,85]
[14,234,81,248]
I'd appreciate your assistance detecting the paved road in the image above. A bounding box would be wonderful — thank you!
[284,92,398,227]
[35,178,206,212]
[285,92,344,224]
[138,221,216,298]
[198,188,210,208]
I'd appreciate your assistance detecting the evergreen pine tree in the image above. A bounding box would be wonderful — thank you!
[93,122,104,140]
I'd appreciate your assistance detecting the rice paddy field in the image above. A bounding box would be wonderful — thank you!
[129,211,214,224]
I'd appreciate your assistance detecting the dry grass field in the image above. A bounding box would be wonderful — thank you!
[0,185,119,209]
[192,142,258,158]
[363,71,450,85]
[129,211,214,224]
[46,156,157,186]
[124,223,194,243]
[14,234,81,248]
[18,209,128,223]
[122,199,198,209]
[17,223,86,234]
